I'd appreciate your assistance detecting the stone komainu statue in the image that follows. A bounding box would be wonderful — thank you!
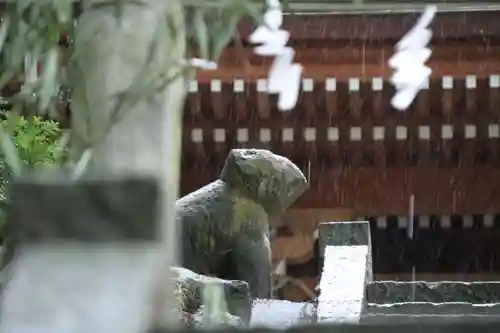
[176,149,308,298]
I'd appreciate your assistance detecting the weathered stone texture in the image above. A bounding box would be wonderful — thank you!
[177,149,308,299]
[366,281,500,304]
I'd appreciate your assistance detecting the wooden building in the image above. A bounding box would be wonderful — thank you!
[181,8,500,301]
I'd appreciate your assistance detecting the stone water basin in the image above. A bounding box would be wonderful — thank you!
[250,299,316,328]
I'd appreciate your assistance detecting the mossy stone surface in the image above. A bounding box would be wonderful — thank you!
[172,266,251,326]
[177,149,308,303]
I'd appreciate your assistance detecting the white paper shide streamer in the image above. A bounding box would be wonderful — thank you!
[389,5,437,110]
[249,0,302,111]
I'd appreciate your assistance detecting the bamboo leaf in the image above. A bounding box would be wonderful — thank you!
[54,0,72,24]
[38,48,59,112]
[24,52,39,84]
[0,17,10,54]
[0,72,16,93]
[0,125,21,178]
[243,1,265,25]
[71,148,92,180]
[15,0,31,15]
[209,7,244,61]
[193,9,209,60]
[53,130,70,160]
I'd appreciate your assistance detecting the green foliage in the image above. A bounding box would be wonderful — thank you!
[0,2,72,115]
[0,0,267,120]
[0,0,268,170]
[0,112,64,200]
[2,113,64,166]
[185,0,264,62]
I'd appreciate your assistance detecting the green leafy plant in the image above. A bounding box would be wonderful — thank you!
[0,112,64,211]
[2,113,64,166]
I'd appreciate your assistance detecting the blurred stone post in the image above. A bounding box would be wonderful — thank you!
[70,0,186,259]
[0,176,162,333]
[316,221,372,323]
[71,0,186,329]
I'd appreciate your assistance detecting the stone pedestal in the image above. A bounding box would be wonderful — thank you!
[366,302,500,315]
[319,221,372,281]
[0,176,163,333]
[364,280,500,319]
[316,221,373,324]
[365,281,500,303]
